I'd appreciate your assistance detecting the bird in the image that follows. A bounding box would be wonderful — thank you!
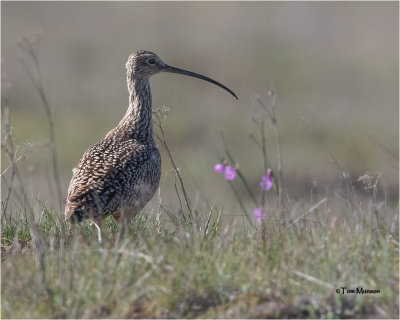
[64,50,237,239]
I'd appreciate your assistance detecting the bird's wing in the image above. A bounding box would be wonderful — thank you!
[65,138,149,219]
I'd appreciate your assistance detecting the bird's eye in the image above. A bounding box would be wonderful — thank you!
[147,58,156,64]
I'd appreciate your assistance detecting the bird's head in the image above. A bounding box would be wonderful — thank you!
[126,50,237,99]
[126,50,165,77]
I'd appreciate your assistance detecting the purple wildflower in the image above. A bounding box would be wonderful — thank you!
[260,169,273,191]
[224,166,237,180]
[214,163,225,173]
[253,208,267,222]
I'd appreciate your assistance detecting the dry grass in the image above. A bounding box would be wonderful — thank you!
[1,187,398,318]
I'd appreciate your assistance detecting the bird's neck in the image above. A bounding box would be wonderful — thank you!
[115,77,156,144]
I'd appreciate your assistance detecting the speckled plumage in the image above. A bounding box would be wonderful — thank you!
[65,50,237,223]
[65,51,161,222]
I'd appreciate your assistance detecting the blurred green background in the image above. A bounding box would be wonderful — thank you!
[2,2,398,212]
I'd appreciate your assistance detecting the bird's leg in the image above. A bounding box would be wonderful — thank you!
[110,212,120,245]
[114,210,131,245]
[91,216,103,244]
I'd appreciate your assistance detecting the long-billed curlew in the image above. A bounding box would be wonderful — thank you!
[65,50,237,238]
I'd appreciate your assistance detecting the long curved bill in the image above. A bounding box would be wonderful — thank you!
[163,64,238,100]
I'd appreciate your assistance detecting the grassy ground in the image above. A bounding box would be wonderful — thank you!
[1,184,398,318]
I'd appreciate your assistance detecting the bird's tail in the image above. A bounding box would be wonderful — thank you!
[64,205,84,223]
